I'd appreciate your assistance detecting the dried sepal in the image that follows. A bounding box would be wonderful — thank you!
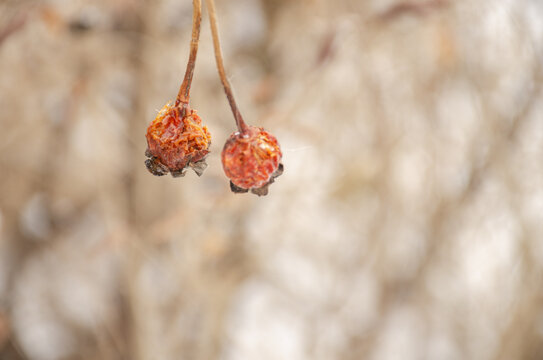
[190,158,208,176]
[145,157,169,176]
[230,181,249,194]
[222,126,283,196]
[145,102,211,177]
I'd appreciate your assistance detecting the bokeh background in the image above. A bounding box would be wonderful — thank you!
[1,0,543,359]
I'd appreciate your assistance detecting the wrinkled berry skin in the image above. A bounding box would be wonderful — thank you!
[222,126,283,196]
[145,102,211,177]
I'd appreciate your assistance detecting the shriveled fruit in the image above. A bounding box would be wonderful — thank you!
[145,102,211,177]
[221,126,283,196]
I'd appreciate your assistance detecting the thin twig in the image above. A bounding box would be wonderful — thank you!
[176,0,202,106]
[0,11,28,46]
[376,0,449,22]
[205,0,248,133]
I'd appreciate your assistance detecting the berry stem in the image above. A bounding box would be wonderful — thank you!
[205,0,248,133]
[176,0,202,107]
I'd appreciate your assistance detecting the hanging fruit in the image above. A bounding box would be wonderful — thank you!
[144,0,211,177]
[206,0,283,195]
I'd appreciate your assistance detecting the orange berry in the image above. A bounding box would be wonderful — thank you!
[145,102,211,177]
[221,126,283,196]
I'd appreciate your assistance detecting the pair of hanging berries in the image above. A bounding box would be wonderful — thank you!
[145,104,283,196]
[144,0,282,196]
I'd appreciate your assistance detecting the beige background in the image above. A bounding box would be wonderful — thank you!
[1,0,542,359]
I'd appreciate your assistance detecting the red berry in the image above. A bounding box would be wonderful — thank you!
[145,102,211,177]
[221,126,283,196]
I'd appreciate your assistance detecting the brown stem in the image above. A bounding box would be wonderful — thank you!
[175,0,202,107]
[205,0,248,133]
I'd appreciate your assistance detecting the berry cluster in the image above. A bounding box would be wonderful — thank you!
[144,0,283,196]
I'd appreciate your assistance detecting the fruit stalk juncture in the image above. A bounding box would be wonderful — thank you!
[206,0,283,196]
[144,0,211,178]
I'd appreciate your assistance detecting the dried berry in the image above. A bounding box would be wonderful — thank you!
[144,0,209,178]
[145,103,211,177]
[222,126,283,196]
[206,0,284,196]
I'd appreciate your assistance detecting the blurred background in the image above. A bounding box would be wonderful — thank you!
[1,0,543,359]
